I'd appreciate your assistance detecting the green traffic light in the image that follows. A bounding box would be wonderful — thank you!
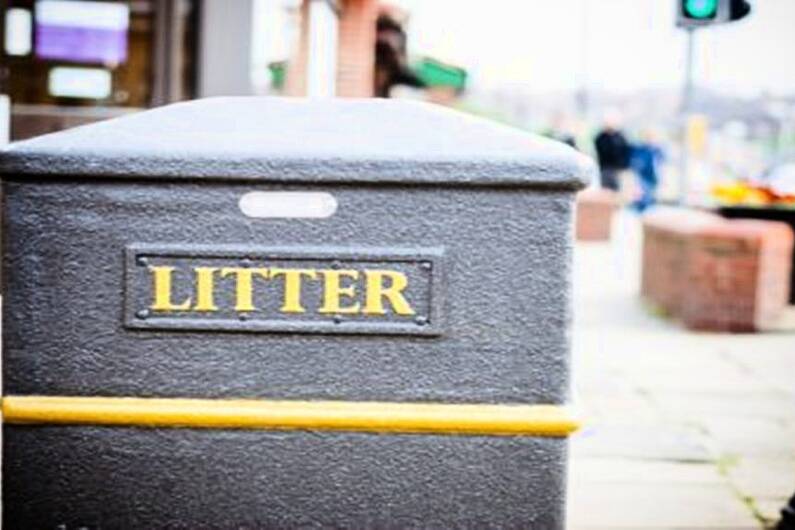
[685,0,719,18]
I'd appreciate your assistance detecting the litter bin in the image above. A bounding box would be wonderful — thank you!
[1,97,591,529]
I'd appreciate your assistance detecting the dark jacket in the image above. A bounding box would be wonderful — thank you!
[594,130,630,170]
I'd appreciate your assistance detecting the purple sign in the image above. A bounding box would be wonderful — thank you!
[34,1,129,65]
[36,25,128,64]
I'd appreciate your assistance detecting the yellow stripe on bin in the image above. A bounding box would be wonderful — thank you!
[1,396,580,437]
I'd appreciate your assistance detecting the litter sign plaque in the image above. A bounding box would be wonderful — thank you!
[124,244,444,336]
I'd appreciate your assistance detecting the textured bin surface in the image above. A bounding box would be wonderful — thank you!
[1,97,590,529]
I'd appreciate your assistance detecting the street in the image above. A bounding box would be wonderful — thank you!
[568,212,795,529]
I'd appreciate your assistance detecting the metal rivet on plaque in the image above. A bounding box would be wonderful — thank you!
[241,258,252,268]
[420,261,432,271]
[136,309,150,320]
[333,315,343,324]
[415,316,428,326]
[136,256,149,266]
[239,313,250,321]
[331,261,342,270]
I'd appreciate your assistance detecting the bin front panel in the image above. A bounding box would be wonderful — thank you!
[3,179,573,404]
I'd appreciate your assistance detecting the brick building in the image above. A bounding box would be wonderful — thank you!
[284,0,379,98]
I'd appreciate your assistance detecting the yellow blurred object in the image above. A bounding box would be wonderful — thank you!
[712,182,753,205]
[686,114,709,157]
[712,181,794,207]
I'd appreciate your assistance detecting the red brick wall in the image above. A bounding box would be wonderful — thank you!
[641,209,721,316]
[682,220,794,332]
[641,209,794,332]
[284,1,310,97]
[285,0,377,98]
[336,0,377,97]
[575,188,619,241]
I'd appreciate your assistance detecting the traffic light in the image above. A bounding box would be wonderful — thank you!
[677,0,751,28]
[729,0,751,21]
[682,0,719,20]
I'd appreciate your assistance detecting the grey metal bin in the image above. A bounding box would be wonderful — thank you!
[0,97,590,529]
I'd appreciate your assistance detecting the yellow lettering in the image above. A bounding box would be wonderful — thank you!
[319,270,361,314]
[364,270,415,315]
[220,267,269,312]
[151,263,417,317]
[269,268,318,313]
[150,266,192,311]
[193,267,219,311]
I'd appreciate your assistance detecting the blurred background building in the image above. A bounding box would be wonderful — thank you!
[3,0,199,139]
[0,0,467,141]
[1,0,794,208]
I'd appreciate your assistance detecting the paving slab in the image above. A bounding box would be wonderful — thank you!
[702,417,795,459]
[569,458,725,486]
[582,393,662,423]
[752,497,790,526]
[571,422,713,462]
[650,390,795,423]
[724,348,795,395]
[726,457,795,500]
[567,481,760,528]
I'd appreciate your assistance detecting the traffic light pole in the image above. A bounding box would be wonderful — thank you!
[679,27,696,205]
[676,0,751,204]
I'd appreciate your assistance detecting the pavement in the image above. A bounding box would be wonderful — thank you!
[567,212,795,530]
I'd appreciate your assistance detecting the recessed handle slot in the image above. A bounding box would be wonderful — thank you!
[239,191,337,219]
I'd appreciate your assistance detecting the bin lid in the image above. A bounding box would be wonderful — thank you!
[1,97,592,189]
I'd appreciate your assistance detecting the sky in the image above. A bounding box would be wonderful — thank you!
[389,0,795,97]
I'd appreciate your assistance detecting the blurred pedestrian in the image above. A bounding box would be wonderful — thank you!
[594,111,630,191]
[374,8,425,98]
[629,129,665,212]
